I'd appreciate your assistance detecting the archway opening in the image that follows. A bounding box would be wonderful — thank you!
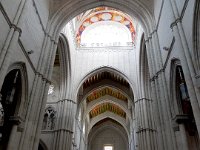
[75,68,134,150]
[0,69,22,149]
[88,118,128,150]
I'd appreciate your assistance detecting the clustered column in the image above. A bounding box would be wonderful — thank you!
[52,99,76,150]
[140,30,177,150]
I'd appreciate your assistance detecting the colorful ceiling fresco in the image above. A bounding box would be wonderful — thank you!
[76,7,136,47]
[89,102,126,119]
[86,87,128,103]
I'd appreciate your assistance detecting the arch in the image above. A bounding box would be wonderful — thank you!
[80,80,132,101]
[42,106,56,130]
[74,66,136,100]
[170,59,194,117]
[88,119,128,150]
[84,95,132,120]
[170,58,182,116]
[56,34,72,99]
[6,62,29,120]
[170,59,200,148]
[82,85,131,103]
[0,62,28,149]
[139,33,151,98]
[38,140,48,150]
[88,111,129,136]
[193,0,200,73]
[47,0,155,49]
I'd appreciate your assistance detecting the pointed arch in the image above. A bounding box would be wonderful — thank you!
[139,33,151,98]
[75,66,136,100]
[6,62,29,120]
[170,58,182,116]
[38,140,48,150]
[48,34,72,100]
[0,62,28,149]
[88,119,128,150]
[42,106,56,130]
[84,95,132,120]
[88,111,129,136]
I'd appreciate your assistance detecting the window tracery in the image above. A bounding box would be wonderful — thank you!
[42,106,56,130]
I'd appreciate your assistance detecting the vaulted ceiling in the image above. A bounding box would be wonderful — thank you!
[83,71,130,89]
[50,0,155,17]
[86,87,128,103]
[77,70,133,132]
[89,102,126,119]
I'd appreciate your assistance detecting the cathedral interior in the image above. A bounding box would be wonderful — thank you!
[0,0,200,150]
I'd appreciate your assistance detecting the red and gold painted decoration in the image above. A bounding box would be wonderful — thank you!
[86,87,128,103]
[83,71,130,89]
[89,102,126,119]
[76,7,136,46]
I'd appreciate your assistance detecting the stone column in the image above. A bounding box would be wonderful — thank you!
[18,28,56,150]
[134,36,157,150]
[144,36,164,150]
[52,99,76,150]
[152,31,177,150]
[135,98,157,150]
[74,119,81,150]
[148,29,179,150]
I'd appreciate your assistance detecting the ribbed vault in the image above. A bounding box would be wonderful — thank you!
[76,69,134,139]
[89,102,126,119]
[86,87,128,103]
[83,71,130,89]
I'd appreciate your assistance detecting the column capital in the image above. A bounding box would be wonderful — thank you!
[58,98,77,104]
[134,98,152,103]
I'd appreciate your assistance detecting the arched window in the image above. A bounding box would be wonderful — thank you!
[42,107,56,130]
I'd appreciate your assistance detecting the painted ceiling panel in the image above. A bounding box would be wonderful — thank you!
[89,102,126,119]
[83,71,129,89]
[86,87,128,103]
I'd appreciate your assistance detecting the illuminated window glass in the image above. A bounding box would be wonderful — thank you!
[104,145,113,150]
[81,21,132,47]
